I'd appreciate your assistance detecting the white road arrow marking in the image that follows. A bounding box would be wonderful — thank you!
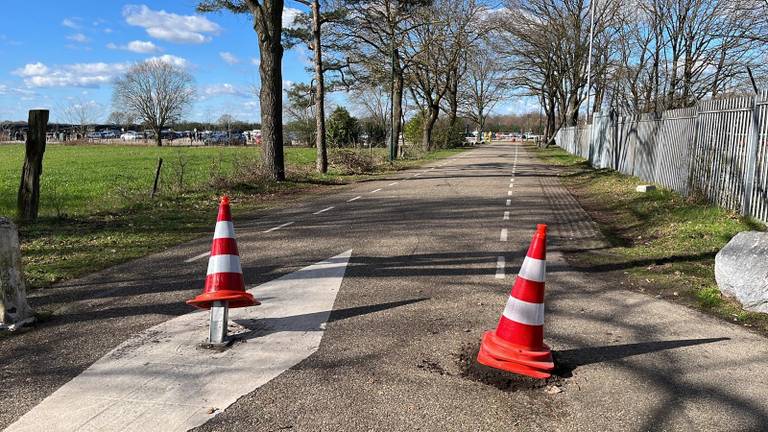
[7,250,353,432]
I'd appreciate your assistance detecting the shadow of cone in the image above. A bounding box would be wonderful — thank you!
[187,196,259,309]
[478,224,554,378]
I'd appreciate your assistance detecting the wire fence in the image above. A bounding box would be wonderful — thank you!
[555,90,768,224]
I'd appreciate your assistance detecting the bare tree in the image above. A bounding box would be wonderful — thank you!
[331,0,432,160]
[197,0,287,180]
[112,59,195,146]
[218,114,235,132]
[460,44,510,144]
[107,111,137,129]
[60,98,102,136]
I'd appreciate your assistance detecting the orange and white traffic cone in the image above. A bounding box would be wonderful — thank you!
[477,224,555,379]
[187,196,259,309]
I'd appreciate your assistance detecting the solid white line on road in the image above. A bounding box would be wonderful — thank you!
[313,206,334,215]
[388,182,398,186]
[347,196,362,202]
[500,229,508,242]
[503,211,510,220]
[185,251,210,263]
[6,251,354,432]
[370,188,382,193]
[495,256,505,279]
[264,222,294,233]
[506,199,511,206]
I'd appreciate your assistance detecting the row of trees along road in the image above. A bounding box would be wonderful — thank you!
[194,0,508,178]
[494,0,768,146]
[105,0,768,178]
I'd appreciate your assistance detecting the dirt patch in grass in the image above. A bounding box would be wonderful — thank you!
[531,144,768,335]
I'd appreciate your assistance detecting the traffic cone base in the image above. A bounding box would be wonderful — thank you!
[478,331,554,373]
[477,346,552,379]
[186,290,259,309]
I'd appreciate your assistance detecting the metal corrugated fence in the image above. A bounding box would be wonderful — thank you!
[555,91,768,224]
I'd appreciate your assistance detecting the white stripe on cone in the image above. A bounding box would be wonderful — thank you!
[213,221,235,239]
[502,296,545,326]
[206,254,242,275]
[518,256,546,283]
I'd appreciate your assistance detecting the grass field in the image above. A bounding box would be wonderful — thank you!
[532,144,768,334]
[0,144,319,217]
[1,142,466,291]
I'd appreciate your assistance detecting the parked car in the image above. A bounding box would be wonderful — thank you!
[101,130,119,139]
[121,131,140,140]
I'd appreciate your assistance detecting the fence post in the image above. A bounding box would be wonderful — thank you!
[16,109,49,222]
[743,97,761,217]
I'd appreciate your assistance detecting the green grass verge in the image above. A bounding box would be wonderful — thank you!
[531,144,768,333]
[2,143,467,289]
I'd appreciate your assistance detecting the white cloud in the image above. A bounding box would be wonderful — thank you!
[14,62,49,77]
[103,28,114,34]
[67,33,89,43]
[107,40,162,53]
[219,52,239,65]
[283,7,303,29]
[62,18,81,29]
[0,84,35,97]
[147,54,189,68]
[201,83,247,98]
[123,4,221,44]
[13,61,130,88]
[251,57,260,66]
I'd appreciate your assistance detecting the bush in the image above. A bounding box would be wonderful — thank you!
[327,107,360,147]
[328,148,380,174]
[404,113,466,149]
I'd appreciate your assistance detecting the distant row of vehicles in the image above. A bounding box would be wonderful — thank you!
[82,129,257,146]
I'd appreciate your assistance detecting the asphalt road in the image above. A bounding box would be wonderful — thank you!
[2,141,768,431]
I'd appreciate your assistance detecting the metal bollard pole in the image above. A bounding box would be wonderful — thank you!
[209,300,229,345]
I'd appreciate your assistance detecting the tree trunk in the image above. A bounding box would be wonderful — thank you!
[17,109,48,222]
[254,0,286,181]
[312,0,327,174]
[389,63,404,161]
[422,105,438,151]
[155,127,163,147]
[0,218,33,329]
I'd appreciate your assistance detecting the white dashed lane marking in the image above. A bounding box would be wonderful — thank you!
[185,252,210,263]
[263,222,294,233]
[503,211,510,221]
[313,206,334,215]
[496,256,505,279]
[500,229,508,242]
[347,196,362,202]
[370,188,382,193]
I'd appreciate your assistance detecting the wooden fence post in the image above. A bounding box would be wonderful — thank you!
[16,109,49,222]
[743,98,761,217]
[151,157,163,198]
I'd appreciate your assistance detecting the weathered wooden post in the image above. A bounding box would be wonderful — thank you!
[0,218,34,330]
[16,109,49,222]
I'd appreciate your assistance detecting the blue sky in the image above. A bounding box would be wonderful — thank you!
[0,1,535,123]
